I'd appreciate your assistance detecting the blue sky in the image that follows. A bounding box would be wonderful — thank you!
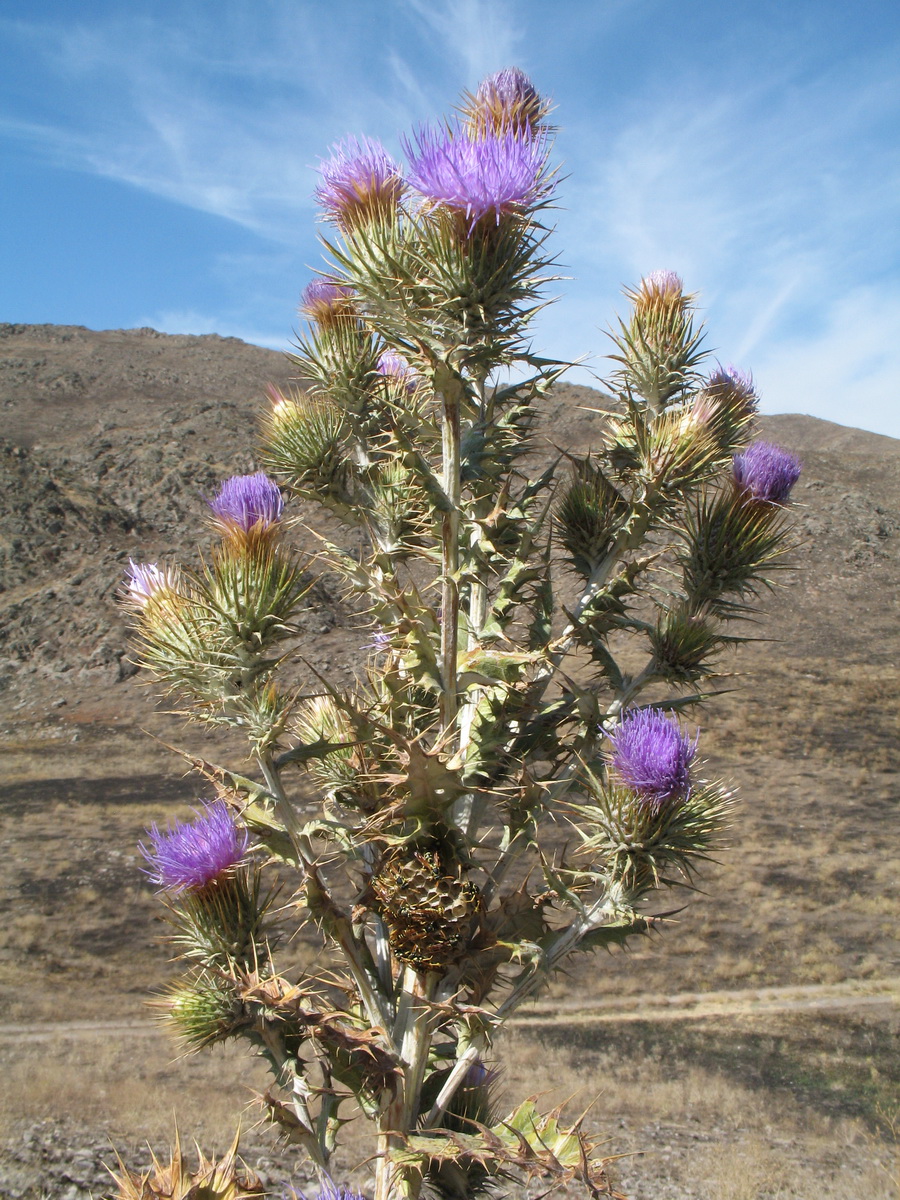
[2,0,899,438]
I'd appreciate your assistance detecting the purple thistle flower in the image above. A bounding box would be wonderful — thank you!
[125,559,173,606]
[361,629,392,652]
[403,122,551,227]
[709,363,753,395]
[609,708,697,806]
[315,136,403,228]
[208,472,284,531]
[286,1180,368,1200]
[473,67,545,132]
[641,270,684,300]
[732,441,801,504]
[377,348,420,391]
[140,800,249,891]
[476,67,540,112]
[300,279,355,325]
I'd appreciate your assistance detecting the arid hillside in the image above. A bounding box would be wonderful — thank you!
[1,323,898,1200]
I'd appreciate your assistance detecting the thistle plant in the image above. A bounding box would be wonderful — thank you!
[123,69,801,1200]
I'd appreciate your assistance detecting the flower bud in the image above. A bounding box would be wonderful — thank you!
[124,559,177,608]
[377,348,421,393]
[691,364,758,455]
[300,279,356,327]
[467,67,549,134]
[632,270,687,315]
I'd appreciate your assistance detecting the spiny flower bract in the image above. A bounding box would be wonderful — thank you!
[608,708,697,806]
[733,441,801,504]
[633,270,686,313]
[314,136,403,228]
[208,472,284,531]
[141,800,249,891]
[403,122,551,226]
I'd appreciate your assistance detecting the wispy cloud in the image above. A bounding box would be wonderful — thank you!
[752,286,900,433]
[552,38,900,435]
[0,6,431,240]
[400,0,522,87]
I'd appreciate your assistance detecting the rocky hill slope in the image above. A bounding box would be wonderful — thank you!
[2,320,898,717]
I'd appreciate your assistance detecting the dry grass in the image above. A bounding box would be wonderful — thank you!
[2,1010,898,1198]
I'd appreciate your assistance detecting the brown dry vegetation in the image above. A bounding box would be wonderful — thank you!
[1,324,898,1198]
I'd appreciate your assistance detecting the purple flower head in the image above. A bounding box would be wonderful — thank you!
[125,559,174,606]
[472,67,546,132]
[477,67,539,111]
[208,472,284,531]
[693,363,758,429]
[362,629,392,653]
[377,348,420,391]
[286,1180,368,1200]
[300,279,355,326]
[404,122,551,227]
[140,800,248,891]
[609,708,697,806]
[709,363,753,396]
[315,136,403,229]
[637,269,684,305]
[732,441,801,504]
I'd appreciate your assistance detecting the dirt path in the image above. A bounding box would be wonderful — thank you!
[1,977,896,1043]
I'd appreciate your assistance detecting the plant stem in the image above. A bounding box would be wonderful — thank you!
[258,752,395,1039]
[439,379,462,734]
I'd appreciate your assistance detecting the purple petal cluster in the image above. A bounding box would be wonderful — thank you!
[476,67,540,112]
[125,559,172,606]
[609,708,697,806]
[377,348,420,391]
[287,1180,368,1200]
[404,123,550,226]
[361,629,392,652]
[709,363,753,395]
[732,441,801,504]
[209,473,284,531]
[300,279,355,323]
[315,136,403,227]
[141,800,248,891]
[641,270,683,300]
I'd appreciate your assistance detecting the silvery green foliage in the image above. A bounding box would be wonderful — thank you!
[125,73,800,1200]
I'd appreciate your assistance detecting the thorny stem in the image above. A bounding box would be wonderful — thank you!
[375,968,438,1200]
[494,893,617,1019]
[439,379,462,734]
[422,1035,487,1128]
[258,752,395,1039]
